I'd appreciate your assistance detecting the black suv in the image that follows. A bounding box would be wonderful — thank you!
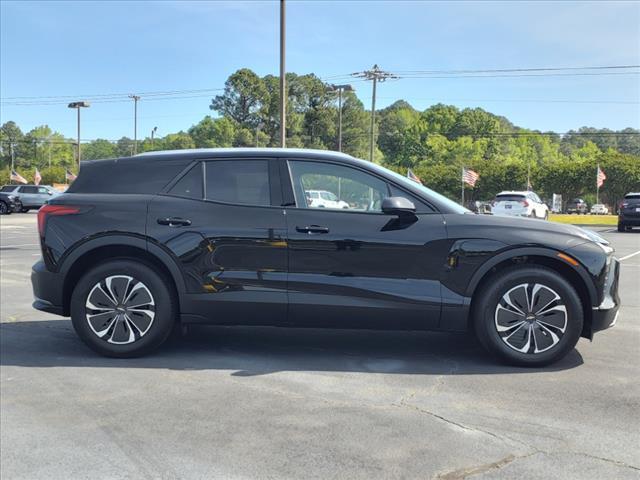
[0,191,23,214]
[566,198,588,215]
[31,149,620,366]
[618,192,640,232]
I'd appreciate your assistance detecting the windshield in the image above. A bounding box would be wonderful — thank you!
[625,194,640,200]
[367,162,470,214]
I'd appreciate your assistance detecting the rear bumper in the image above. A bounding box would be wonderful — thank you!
[31,260,66,316]
[618,214,640,226]
[590,257,620,336]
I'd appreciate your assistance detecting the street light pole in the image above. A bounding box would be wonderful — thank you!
[279,0,286,147]
[327,84,353,152]
[129,95,141,155]
[67,101,90,167]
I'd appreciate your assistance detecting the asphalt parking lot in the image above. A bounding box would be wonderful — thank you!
[1,212,639,479]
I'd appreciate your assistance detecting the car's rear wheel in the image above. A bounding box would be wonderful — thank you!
[0,201,9,215]
[474,266,583,367]
[70,259,176,357]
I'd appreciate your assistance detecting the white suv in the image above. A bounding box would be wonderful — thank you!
[492,191,549,219]
[305,190,350,209]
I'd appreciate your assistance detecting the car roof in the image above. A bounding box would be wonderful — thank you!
[625,192,640,196]
[135,147,354,161]
[496,191,530,196]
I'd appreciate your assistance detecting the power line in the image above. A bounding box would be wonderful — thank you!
[376,96,640,105]
[393,64,640,74]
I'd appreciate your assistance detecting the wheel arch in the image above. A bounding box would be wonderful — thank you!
[467,247,596,338]
[60,235,185,317]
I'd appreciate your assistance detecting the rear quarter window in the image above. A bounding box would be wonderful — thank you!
[66,158,190,194]
[0,186,16,192]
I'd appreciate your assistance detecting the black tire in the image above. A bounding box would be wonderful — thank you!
[473,265,583,367]
[20,207,30,213]
[0,201,10,215]
[70,259,177,357]
[618,222,625,232]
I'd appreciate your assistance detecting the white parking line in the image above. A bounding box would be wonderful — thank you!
[618,250,640,262]
[0,243,40,248]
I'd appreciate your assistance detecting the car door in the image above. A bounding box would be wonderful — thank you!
[282,158,448,330]
[17,186,38,207]
[146,158,288,325]
[35,186,52,206]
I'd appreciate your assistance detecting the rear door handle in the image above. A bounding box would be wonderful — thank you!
[157,217,192,227]
[296,225,329,234]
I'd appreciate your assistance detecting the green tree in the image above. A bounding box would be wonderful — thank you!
[210,68,268,127]
[82,139,117,160]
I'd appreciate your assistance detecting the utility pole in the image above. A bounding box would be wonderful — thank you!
[352,65,397,161]
[279,0,286,147]
[129,95,141,155]
[327,84,353,152]
[67,101,90,166]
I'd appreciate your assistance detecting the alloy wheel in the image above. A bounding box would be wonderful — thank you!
[494,283,567,354]
[85,275,156,344]
[0,202,7,214]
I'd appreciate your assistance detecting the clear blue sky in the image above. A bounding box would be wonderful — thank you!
[1,0,639,141]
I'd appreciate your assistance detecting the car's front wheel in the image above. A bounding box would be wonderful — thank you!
[0,201,9,215]
[474,266,583,367]
[70,259,176,357]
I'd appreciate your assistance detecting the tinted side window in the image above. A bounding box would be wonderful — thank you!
[20,186,38,194]
[169,164,203,199]
[205,160,270,206]
[0,186,16,192]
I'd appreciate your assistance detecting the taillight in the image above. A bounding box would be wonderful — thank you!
[520,200,529,207]
[37,205,80,238]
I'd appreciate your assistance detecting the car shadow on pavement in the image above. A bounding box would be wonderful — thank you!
[0,319,584,375]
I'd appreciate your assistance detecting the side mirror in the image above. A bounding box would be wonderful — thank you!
[48,191,53,195]
[382,196,416,217]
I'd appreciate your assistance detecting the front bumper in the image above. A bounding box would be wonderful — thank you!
[590,257,620,336]
[31,260,66,316]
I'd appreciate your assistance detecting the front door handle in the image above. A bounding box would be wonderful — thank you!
[157,217,192,227]
[296,225,329,234]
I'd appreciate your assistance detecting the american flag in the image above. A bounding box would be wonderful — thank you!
[10,170,27,184]
[407,168,422,184]
[34,168,42,186]
[65,169,77,182]
[597,166,606,188]
[462,168,479,187]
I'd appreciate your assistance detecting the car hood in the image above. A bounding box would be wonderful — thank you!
[443,213,598,251]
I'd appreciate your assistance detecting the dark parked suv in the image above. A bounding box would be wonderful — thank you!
[566,198,588,215]
[618,192,640,232]
[31,149,620,366]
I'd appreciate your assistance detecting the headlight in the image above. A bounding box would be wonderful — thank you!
[577,227,609,246]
